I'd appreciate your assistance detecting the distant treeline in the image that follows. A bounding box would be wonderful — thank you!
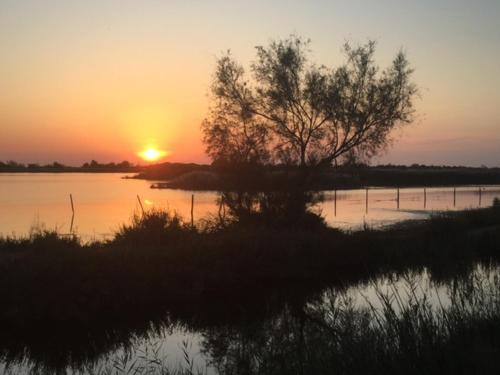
[0,160,141,173]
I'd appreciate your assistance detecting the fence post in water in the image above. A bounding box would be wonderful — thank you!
[396,188,400,210]
[453,187,456,207]
[365,188,369,214]
[424,188,427,209]
[69,194,75,233]
[137,195,145,215]
[334,189,337,216]
[479,186,482,207]
[218,195,224,221]
[191,194,194,228]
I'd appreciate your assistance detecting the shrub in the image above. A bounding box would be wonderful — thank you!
[114,209,191,246]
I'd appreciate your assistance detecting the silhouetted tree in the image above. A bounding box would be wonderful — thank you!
[202,36,418,167]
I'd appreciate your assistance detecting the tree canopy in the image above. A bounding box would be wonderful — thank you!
[202,36,418,167]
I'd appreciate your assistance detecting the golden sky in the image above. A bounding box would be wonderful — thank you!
[1,0,499,166]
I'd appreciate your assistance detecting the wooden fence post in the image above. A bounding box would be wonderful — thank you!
[334,189,337,217]
[191,194,194,228]
[69,194,75,233]
[365,188,369,214]
[424,188,427,209]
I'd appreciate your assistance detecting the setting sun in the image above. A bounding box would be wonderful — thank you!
[138,148,168,162]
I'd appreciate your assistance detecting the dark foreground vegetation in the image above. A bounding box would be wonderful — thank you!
[0,198,500,373]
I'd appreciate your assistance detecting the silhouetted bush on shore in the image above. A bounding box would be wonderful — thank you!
[0,204,500,373]
[114,209,191,246]
[0,204,499,324]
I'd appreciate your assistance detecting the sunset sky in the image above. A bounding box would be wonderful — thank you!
[1,0,499,166]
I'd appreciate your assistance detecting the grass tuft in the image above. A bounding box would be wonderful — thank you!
[114,209,192,246]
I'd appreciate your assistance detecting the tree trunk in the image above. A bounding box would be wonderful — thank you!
[300,144,307,167]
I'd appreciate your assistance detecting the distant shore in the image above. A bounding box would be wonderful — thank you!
[0,160,142,173]
[137,163,500,191]
[0,169,138,173]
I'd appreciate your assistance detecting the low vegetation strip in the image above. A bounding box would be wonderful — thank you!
[0,202,499,327]
[0,202,499,373]
[138,163,500,191]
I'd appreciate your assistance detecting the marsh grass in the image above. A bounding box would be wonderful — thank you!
[1,268,500,374]
[1,338,207,375]
[0,204,499,318]
[200,270,500,375]
[114,209,193,246]
[0,225,80,253]
[0,205,499,373]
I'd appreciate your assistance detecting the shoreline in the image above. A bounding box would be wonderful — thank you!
[1,204,498,320]
[137,165,500,191]
[150,180,500,191]
[0,203,499,372]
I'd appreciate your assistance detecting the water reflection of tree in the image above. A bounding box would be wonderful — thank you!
[200,294,363,375]
[3,268,500,374]
[200,275,500,375]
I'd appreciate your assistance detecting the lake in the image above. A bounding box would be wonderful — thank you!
[1,173,499,373]
[1,173,499,239]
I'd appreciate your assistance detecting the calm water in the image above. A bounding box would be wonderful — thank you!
[1,264,497,374]
[1,173,499,239]
[1,174,499,373]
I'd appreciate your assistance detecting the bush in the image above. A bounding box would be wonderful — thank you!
[114,209,191,246]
